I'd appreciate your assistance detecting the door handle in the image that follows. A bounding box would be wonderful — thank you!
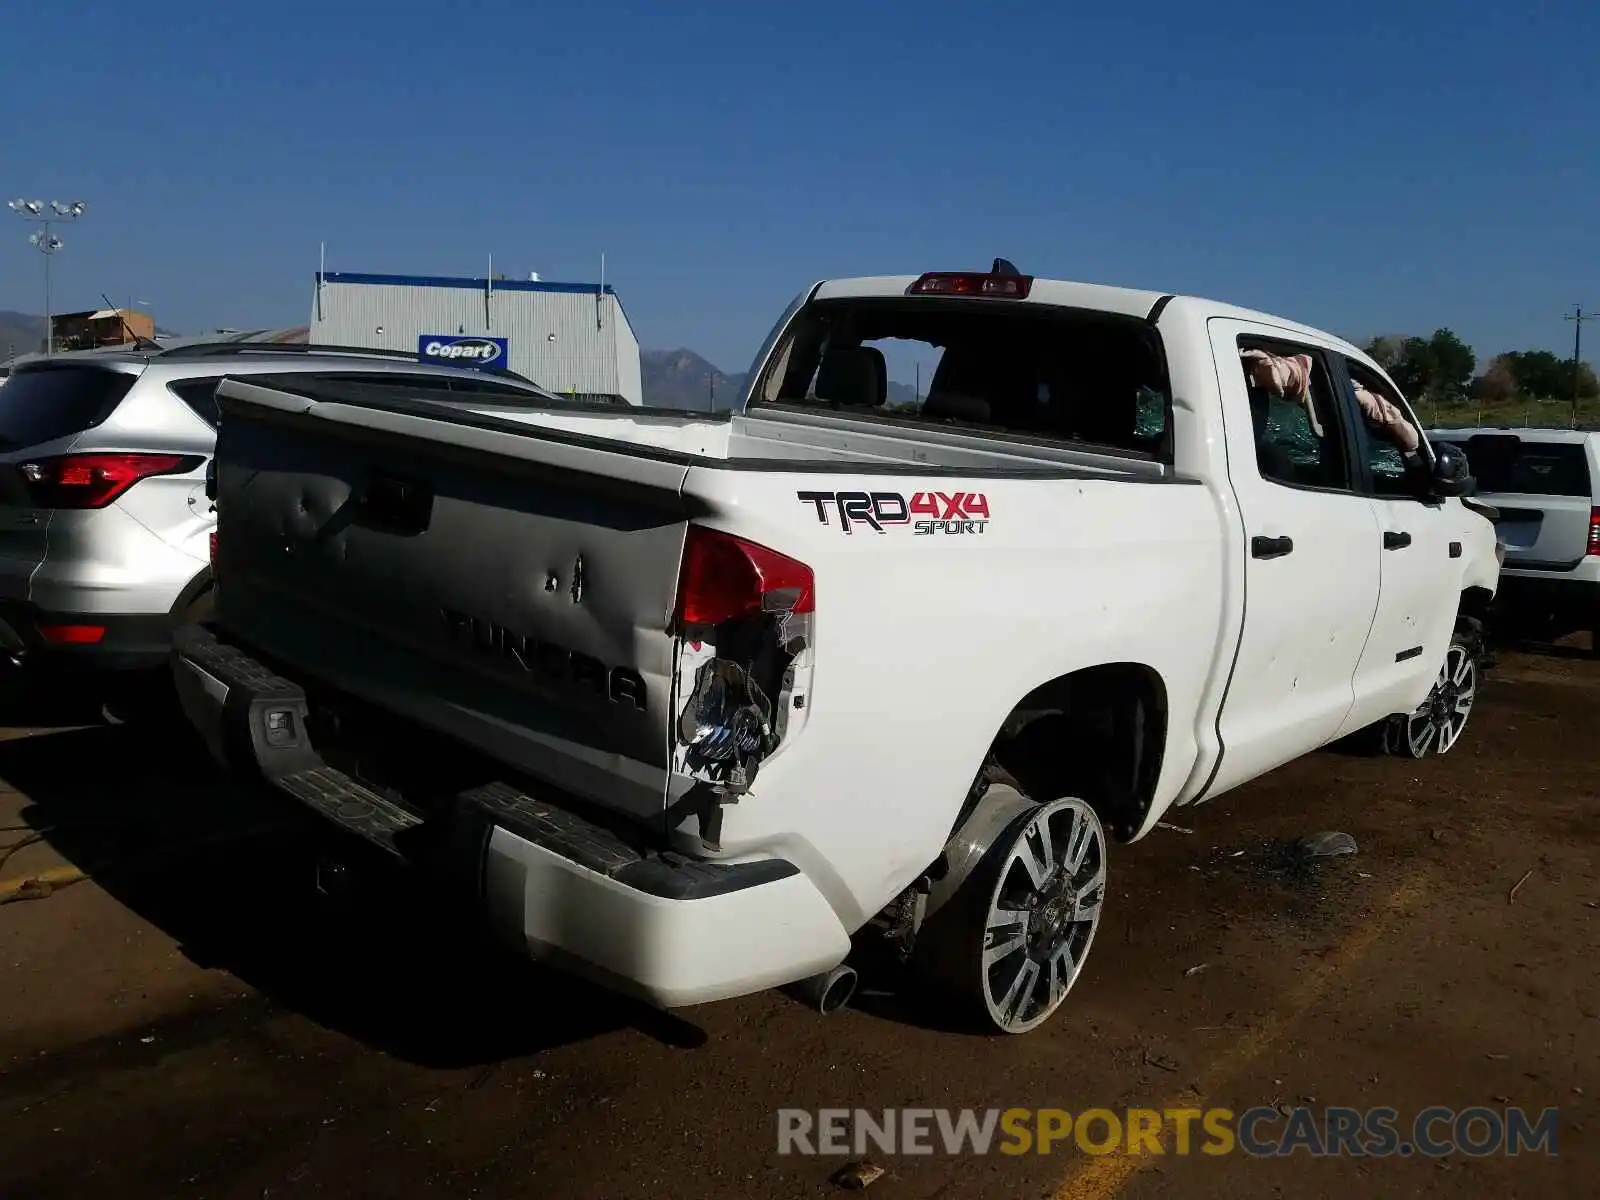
[1384,531,1412,550]
[1251,535,1294,560]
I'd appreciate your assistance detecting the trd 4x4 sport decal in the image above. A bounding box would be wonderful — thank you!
[797,490,990,535]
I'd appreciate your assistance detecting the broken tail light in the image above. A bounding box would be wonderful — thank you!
[673,526,814,630]
[18,453,202,510]
[672,526,816,802]
[1589,507,1599,558]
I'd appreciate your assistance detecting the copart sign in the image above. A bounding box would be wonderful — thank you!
[798,489,991,535]
[417,334,509,370]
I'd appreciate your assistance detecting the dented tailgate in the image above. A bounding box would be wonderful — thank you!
[210,377,690,822]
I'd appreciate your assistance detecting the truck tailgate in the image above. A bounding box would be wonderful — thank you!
[210,377,690,822]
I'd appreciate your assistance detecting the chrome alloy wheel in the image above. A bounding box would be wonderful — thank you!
[1404,641,1478,757]
[977,797,1107,1034]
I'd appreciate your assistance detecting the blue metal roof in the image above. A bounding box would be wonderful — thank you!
[319,271,615,296]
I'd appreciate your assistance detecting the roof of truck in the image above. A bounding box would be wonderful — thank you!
[811,274,1372,362]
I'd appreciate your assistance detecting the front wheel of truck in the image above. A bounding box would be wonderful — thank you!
[1386,620,1482,759]
[913,790,1107,1035]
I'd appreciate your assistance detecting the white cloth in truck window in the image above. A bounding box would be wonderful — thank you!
[1352,382,1420,454]
[1239,349,1326,437]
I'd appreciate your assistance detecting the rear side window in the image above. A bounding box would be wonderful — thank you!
[0,366,136,450]
[1460,435,1592,496]
[753,298,1172,458]
[168,377,223,427]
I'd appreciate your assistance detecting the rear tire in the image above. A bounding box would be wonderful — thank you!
[912,786,1107,1035]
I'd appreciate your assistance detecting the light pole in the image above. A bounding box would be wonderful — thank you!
[8,199,86,357]
[1565,304,1598,430]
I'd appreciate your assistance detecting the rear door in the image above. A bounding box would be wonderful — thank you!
[0,363,138,603]
[212,375,692,823]
[1458,434,1593,569]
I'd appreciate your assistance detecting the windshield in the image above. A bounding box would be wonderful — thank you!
[751,297,1171,458]
[0,365,138,450]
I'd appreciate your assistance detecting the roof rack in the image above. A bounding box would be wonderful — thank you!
[159,340,411,362]
[152,340,542,386]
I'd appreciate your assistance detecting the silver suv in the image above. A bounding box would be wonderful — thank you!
[0,341,565,688]
[1429,426,1600,650]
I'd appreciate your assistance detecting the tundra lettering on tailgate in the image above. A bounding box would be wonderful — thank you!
[440,607,647,709]
[796,489,990,536]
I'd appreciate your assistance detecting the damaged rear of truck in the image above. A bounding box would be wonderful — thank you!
[186,266,1484,1036]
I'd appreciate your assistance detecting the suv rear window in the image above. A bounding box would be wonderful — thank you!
[1453,435,1592,496]
[0,365,137,450]
[752,298,1172,458]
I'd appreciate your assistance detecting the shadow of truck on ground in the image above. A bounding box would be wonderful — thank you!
[1,715,706,1070]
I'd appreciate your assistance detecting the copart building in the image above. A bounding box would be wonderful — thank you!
[309,271,643,405]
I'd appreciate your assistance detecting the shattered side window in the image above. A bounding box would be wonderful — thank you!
[1343,361,1428,497]
[1134,386,1167,440]
[1236,341,1352,491]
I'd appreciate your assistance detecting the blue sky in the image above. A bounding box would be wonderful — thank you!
[4,0,1597,375]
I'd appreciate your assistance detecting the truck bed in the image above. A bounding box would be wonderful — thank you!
[206,373,1195,838]
[273,374,1178,480]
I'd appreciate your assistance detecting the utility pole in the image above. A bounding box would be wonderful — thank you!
[1565,305,1598,429]
[8,200,86,357]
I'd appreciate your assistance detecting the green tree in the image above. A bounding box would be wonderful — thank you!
[1367,330,1475,403]
[1424,329,1475,401]
[1501,350,1566,399]
[1471,355,1517,404]
[1362,335,1408,374]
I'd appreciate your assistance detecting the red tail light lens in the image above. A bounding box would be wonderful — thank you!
[674,527,815,629]
[19,453,200,510]
[1589,508,1599,558]
[37,623,106,645]
[209,530,218,567]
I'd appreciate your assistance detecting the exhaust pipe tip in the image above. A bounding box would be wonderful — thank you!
[789,963,858,1016]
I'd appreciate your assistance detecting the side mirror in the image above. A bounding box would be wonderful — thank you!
[1429,441,1475,498]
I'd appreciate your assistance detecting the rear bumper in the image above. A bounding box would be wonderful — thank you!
[0,599,176,671]
[171,623,851,1009]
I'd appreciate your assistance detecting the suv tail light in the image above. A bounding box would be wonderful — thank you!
[18,453,201,510]
[37,623,106,645]
[1589,507,1600,558]
[673,527,814,629]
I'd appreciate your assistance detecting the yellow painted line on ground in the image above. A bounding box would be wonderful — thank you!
[0,864,88,902]
[1052,871,1432,1200]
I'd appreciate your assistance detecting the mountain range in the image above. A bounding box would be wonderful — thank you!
[0,311,44,361]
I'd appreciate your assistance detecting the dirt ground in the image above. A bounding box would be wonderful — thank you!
[0,643,1595,1200]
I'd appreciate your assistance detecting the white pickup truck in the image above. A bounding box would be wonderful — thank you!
[174,264,1500,1035]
